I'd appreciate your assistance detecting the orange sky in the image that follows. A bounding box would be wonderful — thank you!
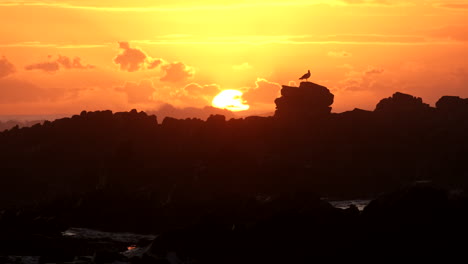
[1,0,468,117]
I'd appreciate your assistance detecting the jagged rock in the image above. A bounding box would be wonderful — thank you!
[363,185,449,218]
[436,96,468,115]
[274,82,334,119]
[206,114,226,124]
[375,92,431,115]
[338,108,374,122]
[359,186,468,257]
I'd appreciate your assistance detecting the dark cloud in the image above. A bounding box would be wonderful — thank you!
[114,42,148,72]
[116,80,156,104]
[57,55,95,69]
[160,62,195,83]
[0,56,16,78]
[25,55,94,73]
[113,42,192,79]
[25,61,60,73]
[112,42,196,82]
[243,78,282,105]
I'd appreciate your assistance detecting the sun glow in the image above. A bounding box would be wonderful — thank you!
[212,90,250,112]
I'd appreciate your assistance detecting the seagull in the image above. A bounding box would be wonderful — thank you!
[299,70,311,82]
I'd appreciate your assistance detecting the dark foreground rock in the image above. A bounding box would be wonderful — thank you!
[146,186,468,262]
[2,186,467,262]
[2,82,468,205]
[2,81,468,261]
[361,185,468,257]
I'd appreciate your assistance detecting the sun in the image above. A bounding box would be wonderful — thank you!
[212,90,250,112]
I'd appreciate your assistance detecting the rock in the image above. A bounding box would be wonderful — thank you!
[359,185,468,257]
[375,92,431,115]
[363,185,449,218]
[206,114,226,125]
[436,96,468,115]
[344,204,360,216]
[274,82,334,119]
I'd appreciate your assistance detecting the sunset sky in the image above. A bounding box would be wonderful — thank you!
[1,0,468,117]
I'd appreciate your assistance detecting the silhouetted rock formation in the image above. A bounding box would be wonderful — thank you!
[375,92,431,115]
[361,185,468,257]
[275,82,334,119]
[0,119,44,132]
[2,185,468,261]
[436,96,468,116]
[2,80,468,259]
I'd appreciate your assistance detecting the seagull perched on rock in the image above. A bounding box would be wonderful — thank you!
[299,70,311,82]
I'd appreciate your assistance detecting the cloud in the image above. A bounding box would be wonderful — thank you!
[114,42,148,72]
[147,58,163,69]
[113,42,194,81]
[160,62,195,82]
[0,78,51,103]
[340,66,385,91]
[183,83,220,97]
[365,67,385,75]
[113,41,165,72]
[171,83,221,107]
[25,61,60,73]
[116,79,219,108]
[328,51,353,58]
[25,55,94,73]
[232,62,253,70]
[243,78,282,105]
[57,55,95,69]
[0,56,16,78]
[115,79,156,104]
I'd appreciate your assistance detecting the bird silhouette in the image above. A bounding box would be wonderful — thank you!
[299,70,311,82]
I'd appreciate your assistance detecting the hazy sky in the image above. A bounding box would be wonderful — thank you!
[1,0,467,115]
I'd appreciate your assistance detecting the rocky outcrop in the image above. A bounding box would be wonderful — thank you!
[375,92,431,115]
[360,185,468,257]
[0,120,44,132]
[436,96,468,115]
[274,82,334,119]
[3,84,468,259]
